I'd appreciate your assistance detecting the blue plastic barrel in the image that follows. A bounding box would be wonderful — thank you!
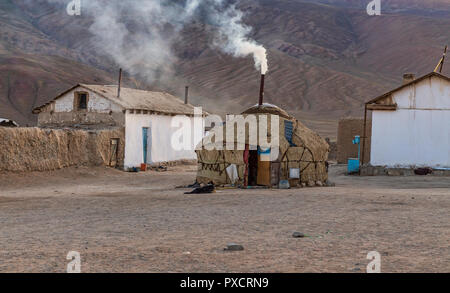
[348,158,360,174]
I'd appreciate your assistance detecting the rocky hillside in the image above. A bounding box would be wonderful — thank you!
[0,0,449,137]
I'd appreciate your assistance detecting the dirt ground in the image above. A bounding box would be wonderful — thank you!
[0,164,448,273]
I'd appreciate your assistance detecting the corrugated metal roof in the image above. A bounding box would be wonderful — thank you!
[366,72,450,105]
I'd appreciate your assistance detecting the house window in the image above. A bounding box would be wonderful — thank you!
[75,92,88,110]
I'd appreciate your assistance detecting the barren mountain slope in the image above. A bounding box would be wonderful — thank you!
[0,52,121,125]
[0,0,449,138]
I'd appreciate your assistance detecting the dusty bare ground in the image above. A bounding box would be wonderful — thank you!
[0,165,448,273]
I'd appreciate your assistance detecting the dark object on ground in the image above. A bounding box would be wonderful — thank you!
[224,243,244,251]
[187,181,201,188]
[414,168,433,176]
[185,184,215,194]
[279,180,290,189]
[292,232,305,238]
[151,166,167,172]
[176,181,201,189]
[325,180,336,187]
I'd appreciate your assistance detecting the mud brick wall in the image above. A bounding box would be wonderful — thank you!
[337,118,371,164]
[0,127,124,172]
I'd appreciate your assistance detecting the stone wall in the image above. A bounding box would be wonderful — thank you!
[36,87,125,128]
[37,112,125,129]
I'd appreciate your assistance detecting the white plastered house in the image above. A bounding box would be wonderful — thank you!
[363,72,450,169]
[33,84,204,169]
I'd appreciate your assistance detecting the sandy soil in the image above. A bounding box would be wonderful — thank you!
[0,165,448,273]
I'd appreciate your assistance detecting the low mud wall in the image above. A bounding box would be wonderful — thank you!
[361,165,450,177]
[0,127,124,172]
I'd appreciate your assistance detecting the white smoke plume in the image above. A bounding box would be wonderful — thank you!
[84,0,203,82]
[42,0,268,80]
[208,1,268,74]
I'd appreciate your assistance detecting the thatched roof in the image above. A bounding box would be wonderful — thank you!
[33,84,197,116]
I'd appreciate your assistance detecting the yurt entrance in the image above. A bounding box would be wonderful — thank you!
[248,150,258,186]
[247,148,272,187]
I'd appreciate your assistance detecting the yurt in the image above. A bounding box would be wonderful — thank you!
[196,104,329,188]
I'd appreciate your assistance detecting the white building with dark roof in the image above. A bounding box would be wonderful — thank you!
[33,84,204,169]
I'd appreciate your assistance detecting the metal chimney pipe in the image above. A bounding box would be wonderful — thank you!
[259,74,265,106]
[117,68,122,98]
[185,86,189,104]
[402,73,415,85]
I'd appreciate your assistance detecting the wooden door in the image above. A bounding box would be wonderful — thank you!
[109,138,119,167]
[257,156,271,186]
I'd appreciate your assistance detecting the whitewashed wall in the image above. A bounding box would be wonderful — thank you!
[54,87,123,113]
[370,76,450,168]
[124,112,203,168]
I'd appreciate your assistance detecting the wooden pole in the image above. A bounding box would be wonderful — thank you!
[185,86,189,104]
[117,68,122,98]
[360,104,368,175]
[439,45,447,73]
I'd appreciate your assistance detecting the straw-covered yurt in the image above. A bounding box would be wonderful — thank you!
[196,104,329,188]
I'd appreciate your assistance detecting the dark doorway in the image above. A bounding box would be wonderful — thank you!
[248,150,258,186]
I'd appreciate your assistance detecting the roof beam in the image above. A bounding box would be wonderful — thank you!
[366,104,397,111]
